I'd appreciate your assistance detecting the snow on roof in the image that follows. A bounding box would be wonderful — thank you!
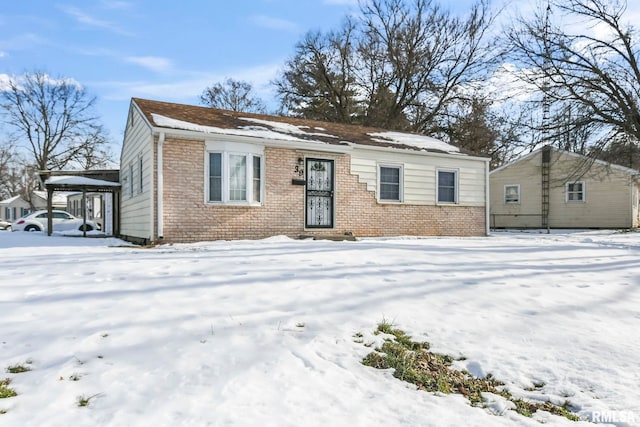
[0,195,22,205]
[152,114,328,144]
[368,131,460,154]
[135,98,474,157]
[238,117,338,139]
[44,175,121,187]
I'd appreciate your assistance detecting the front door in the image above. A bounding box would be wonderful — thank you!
[305,159,334,228]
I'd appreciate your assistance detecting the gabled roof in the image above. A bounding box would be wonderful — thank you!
[0,195,23,205]
[131,98,471,157]
[491,146,640,176]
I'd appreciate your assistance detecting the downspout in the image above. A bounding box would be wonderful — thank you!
[485,159,490,236]
[157,132,165,240]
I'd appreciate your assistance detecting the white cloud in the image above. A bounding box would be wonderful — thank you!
[125,56,173,73]
[249,15,299,32]
[100,0,133,10]
[99,63,281,105]
[0,72,84,92]
[0,51,5,58]
[60,5,133,36]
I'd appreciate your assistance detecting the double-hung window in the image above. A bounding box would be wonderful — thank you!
[504,184,520,204]
[378,164,403,202]
[566,181,585,202]
[207,142,264,205]
[437,169,458,204]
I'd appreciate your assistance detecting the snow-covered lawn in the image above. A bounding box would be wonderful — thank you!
[0,230,638,426]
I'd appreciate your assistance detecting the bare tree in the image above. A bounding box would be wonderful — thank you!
[275,0,498,135]
[505,0,640,153]
[0,142,19,200]
[0,70,112,171]
[359,0,497,132]
[274,20,362,123]
[200,78,267,113]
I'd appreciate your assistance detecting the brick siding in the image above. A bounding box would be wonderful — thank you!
[158,138,485,243]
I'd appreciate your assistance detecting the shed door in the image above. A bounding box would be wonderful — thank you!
[306,159,334,228]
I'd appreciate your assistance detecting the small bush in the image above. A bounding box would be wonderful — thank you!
[0,378,17,399]
[77,393,100,407]
[6,364,31,374]
[362,322,580,422]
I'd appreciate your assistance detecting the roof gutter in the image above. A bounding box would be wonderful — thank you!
[157,131,165,240]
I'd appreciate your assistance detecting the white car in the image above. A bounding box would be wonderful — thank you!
[0,218,11,230]
[12,210,98,232]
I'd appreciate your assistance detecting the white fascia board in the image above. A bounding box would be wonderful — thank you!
[354,143,490,163]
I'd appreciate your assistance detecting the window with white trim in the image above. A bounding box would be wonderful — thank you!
[378,164,403,202]
[504,184,520,204]
[138,155,144,194]
[207,151,263,204]
[437,169,458,204]
[566,181,585,202]
[129,162,134,197]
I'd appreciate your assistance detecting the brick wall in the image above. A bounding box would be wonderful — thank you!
[159,138,486,243]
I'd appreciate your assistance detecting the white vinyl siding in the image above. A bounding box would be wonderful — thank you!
[120,105,154,241]
[350,150,487,207]
[490,148,637,228]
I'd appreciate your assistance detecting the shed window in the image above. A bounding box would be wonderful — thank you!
[378,165,403,202]
[504,184,520,204]
[437,169,458,204]
[566,181,585,202]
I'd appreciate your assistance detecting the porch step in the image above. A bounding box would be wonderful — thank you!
[298,232,356,241]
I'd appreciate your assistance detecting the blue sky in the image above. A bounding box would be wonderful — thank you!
[2,0,637,152]
[1,0,365,146]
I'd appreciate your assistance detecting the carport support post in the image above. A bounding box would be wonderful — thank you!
[82,189,87,238]
[47,187,53,236]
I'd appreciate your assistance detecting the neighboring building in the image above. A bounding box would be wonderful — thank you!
[32,191,68,210]
[120,98,490,244]
[0,192,70,224]
[67,192,106,230]
[0,195,31,223]
[490,146,640,229]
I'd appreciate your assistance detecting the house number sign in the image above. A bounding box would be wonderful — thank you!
[292,159,306,185]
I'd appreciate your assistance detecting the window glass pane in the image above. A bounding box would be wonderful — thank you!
[253,156,261,203]
[229,155,247,201]
[380,166,400,200]
[505,185,519,203]
[567,182,584,201]
[438,171,456,203]
[209,153,222,202]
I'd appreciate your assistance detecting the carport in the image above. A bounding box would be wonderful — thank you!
[39,170,120,237]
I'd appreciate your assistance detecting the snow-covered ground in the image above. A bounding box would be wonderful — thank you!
[0,230,638,427]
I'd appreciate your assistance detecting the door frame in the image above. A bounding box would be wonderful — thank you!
[305,158,335,229]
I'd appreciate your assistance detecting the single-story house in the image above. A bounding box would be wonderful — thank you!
[0,192,67,222]
[0,195,31,223]
[120,98,490,244]
[490,146,640,229]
